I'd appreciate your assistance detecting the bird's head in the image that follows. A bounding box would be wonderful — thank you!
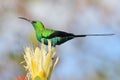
[19,17,45,31]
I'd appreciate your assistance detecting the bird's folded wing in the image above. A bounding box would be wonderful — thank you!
[46,31,74,38]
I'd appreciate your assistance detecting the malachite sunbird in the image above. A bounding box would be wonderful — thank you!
[19,17,114,47]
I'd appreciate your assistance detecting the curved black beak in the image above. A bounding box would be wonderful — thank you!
[18,17,32,23]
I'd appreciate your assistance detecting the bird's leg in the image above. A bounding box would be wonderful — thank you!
[52,43,56,47]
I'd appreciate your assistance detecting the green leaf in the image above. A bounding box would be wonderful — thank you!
[34,76,41,80]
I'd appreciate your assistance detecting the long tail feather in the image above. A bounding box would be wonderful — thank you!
[75,33,115,37]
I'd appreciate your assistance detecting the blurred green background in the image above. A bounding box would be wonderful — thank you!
[0,0,119,80]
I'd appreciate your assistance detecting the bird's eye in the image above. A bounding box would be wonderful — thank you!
[32,21,37,23]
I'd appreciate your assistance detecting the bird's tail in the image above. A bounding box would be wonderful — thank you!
[74,33,115,37]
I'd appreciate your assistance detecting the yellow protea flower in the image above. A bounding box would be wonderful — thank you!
[24,40,59,80]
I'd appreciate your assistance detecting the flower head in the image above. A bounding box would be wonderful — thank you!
[24,40,59,80]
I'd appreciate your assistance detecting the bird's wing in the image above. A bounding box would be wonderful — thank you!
[41,29,55,38]
[46,30,74,38]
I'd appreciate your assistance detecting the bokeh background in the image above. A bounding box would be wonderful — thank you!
[0,0,119,80]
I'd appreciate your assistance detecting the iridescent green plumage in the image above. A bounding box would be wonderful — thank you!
[19,17,114,46]
[32,21,74,46]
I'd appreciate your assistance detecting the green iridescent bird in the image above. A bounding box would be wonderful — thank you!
[19,17,114,47]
